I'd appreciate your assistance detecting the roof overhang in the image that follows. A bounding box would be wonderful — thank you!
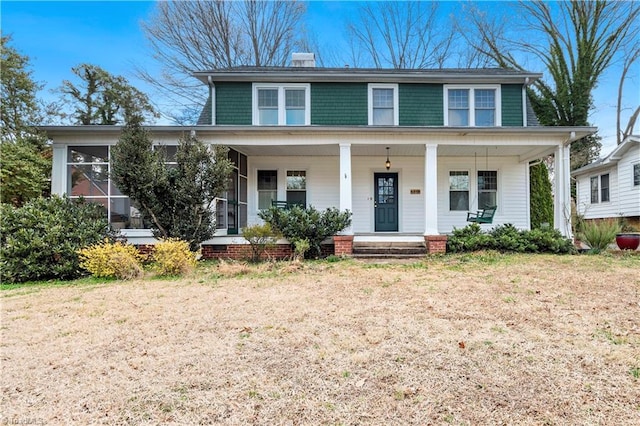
[40,125,596,163]
[572,135,639,177]
[192,68,543,85]
[40,124,594,141]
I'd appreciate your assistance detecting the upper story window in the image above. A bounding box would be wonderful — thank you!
[369,84,398,125]
[253,83,310,125]
[444,85,501,127]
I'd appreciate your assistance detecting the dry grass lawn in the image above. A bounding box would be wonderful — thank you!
[2,253,639,425]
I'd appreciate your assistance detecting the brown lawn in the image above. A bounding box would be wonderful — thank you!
[1,253,639,425]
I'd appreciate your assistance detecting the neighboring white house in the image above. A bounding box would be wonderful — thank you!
[42,56,596,256]
[572,135,640,227]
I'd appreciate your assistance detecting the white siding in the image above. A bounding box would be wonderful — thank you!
[575,167,619,219]
[247,156,339,225]
[617,144,640,217]
[249,154,530,234]
[438,156,529,233]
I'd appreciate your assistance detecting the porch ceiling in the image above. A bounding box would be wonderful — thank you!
[229,143,555,162]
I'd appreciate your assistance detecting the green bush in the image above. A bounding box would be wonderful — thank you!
[242,223,280,262]
[152,238,197,276]
[258,205,352,258]
[578,219,620,253]
[0,196,113,283]
[78,240,144,279]
[446,223,494,252]
[447,223,574,254]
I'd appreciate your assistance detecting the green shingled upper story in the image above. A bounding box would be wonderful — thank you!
[196,68,537,127]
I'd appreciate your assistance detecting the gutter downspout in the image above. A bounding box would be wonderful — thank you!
[522,77,530,127]
[208,76,216,126]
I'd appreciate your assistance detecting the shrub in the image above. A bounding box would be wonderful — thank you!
[0,196,113,283]
[293,238,310,261]
[525,227,575,253]
[152,238,198,276]
[446,223,493,253]
[447,223,574,254]
[259,205,352,258]
[78,240,144,279]
[578,219,620,253]
[242,223,280,262]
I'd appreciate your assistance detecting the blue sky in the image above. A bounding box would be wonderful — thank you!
[2,0,637,155]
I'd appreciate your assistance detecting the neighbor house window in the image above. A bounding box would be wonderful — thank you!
[590,176,599,203]
[600,173,610,202]
[445,85,501,126]
[634,163,639,186]
[449,171,469,211]
[477,170,497,209]
[67,145,146,229]
[253,84,310,125]
[369,84,398,125]
[590,173,610,203]
[286,170,306,207]
[258,170,277,210]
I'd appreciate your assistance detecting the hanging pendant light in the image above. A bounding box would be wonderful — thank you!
[385,147,391,170]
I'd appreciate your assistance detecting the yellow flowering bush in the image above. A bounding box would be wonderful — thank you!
[151,238,198,276]
[78,239,144,279]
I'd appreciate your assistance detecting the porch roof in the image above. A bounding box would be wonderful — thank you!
[41,124,596,164]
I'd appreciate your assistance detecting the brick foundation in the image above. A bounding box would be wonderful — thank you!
[333,235,354,256]
[136,242,337,261]
[201,244,293,260]
[424,235,448,254]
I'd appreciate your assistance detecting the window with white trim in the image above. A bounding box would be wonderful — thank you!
[444,85,501,126]
[477,170,497,209]
[286,170,306,207]
[449,171,469,211]
[253,84,310,125]
[590,176,599,203]
[633,163,639,186]
[600,173,610,202]
[590,173,610,203]
[368,84,398,125]
[258,170,277,210]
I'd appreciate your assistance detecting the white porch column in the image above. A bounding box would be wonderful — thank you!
[554,144,573,238]
[51,145,67,195]
[424,144,439,235]
[339,143,353,235]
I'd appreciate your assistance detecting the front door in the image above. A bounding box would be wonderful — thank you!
[374,173,399,232]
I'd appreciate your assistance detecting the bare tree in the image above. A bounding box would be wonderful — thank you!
[463,0,640,169]
[617,46,640,144]
[138,0,307,121]
[346,2,454,69]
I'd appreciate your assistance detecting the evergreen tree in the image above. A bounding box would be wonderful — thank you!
[529,162,554,229]
[0,36,51,206]
[111,122,232,250]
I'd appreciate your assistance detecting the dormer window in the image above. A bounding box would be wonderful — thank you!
[253,83,310,125]
[369,84,399,125]
[444,85,501,126]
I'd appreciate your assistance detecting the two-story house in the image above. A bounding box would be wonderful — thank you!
[44,54,595,257]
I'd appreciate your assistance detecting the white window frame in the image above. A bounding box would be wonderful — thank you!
[368,84,399,126]
[633,163,640,187]
[444,85,502,127]
[590,173,611,203]
[252,83,310,125]
[449,170,470,211]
